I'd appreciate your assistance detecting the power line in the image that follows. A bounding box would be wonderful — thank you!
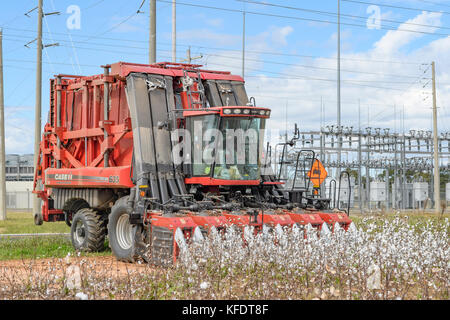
[3,32,428,79]
[416,0,450,9]
[1,26,426,65]
[157,0,450,38]
[341,0,450,15]
[251,94,404,107]
[216,63,418,90]
[82,11,142,43]
[4,32,427,80]
[205,52,428,79]
[237,0,450,31]
[83,0,106,10]
[4,52,425,89]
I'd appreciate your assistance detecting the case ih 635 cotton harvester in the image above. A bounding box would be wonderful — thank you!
[33,62,352,265]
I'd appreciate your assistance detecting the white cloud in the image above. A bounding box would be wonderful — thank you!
[270,26,294,46]
[4,114,34,154]
[235,11,450,137]
[373,11,442,55]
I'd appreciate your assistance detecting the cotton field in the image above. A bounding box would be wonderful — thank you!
[177,217,449,300]
[0,216,448,300]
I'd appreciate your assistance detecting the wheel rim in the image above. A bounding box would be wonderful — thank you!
[74,219,86,246]
[116,214,133,250]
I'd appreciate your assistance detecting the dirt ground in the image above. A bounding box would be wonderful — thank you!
[0,255,154,284]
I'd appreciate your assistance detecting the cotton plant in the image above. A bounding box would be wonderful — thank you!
[177,217,449,300]
[0,217,448,300]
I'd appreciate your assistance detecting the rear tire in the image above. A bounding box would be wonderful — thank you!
[107,197,137,262]
[63,198,89,227]
[34,213,43,226]
[70,208,106,252]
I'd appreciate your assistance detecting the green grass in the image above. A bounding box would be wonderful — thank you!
[0,237,112,260]
[0,211,69,234]
[349,210,450,227]
[0,237,73,260]
[0,237,112,261]
[0,211,111,260]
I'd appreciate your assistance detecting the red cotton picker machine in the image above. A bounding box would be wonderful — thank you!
[33,62,352,265]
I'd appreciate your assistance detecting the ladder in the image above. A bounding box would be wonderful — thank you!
[183,70,206,109]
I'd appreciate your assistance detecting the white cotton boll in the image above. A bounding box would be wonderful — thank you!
[64,252,71,265]
[200,282,210,290]
[243,226,253,242]
[292,224,301,238]
[66,265,81,290]
[306,223,317,241]
[275,224,283,237]
[75,292,88,300]
[367,263,381,290]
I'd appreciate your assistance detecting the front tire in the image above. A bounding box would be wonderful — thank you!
[107,197,137,262]
[70,208,106,252]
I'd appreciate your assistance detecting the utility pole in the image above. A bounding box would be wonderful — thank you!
[0,29,6,221]
[149,0,156,64]
[337,0,342,178]
[358,99,362,212]
[186,47,191,64]
[242,11,245,78]
[172,0,176,62]
[33,0,43,224]
[431,61,440,213]
[180,47,202,64]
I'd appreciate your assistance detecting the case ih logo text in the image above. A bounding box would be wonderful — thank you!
[54,174,73,181]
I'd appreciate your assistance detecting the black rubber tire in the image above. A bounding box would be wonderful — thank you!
[63,198,89,227]
[70,208,106,252]
[34,213,43,226]
[107,197,137,262]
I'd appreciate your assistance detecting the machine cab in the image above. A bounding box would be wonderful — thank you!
[183,106,270,186]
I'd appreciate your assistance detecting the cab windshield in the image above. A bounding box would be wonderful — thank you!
[213,117,265,180]
[189,114,266,180]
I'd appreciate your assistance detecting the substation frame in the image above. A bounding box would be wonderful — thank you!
[287,125,450,211]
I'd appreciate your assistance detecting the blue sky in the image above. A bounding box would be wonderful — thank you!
[1,0,450,154]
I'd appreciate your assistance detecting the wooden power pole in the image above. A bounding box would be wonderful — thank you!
[33,0,43,224]
[149,0,156,64]
[172,0,176,62]
[0,29,6,221]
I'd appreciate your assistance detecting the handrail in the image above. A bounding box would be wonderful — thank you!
[328,179,337,209]
[337,171,352,216]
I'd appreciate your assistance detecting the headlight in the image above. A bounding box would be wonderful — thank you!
[233,109,242,114]
[265,110,271,116]
[243,109,250,114]
[259,110,266,115]
[223,109,232,114]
